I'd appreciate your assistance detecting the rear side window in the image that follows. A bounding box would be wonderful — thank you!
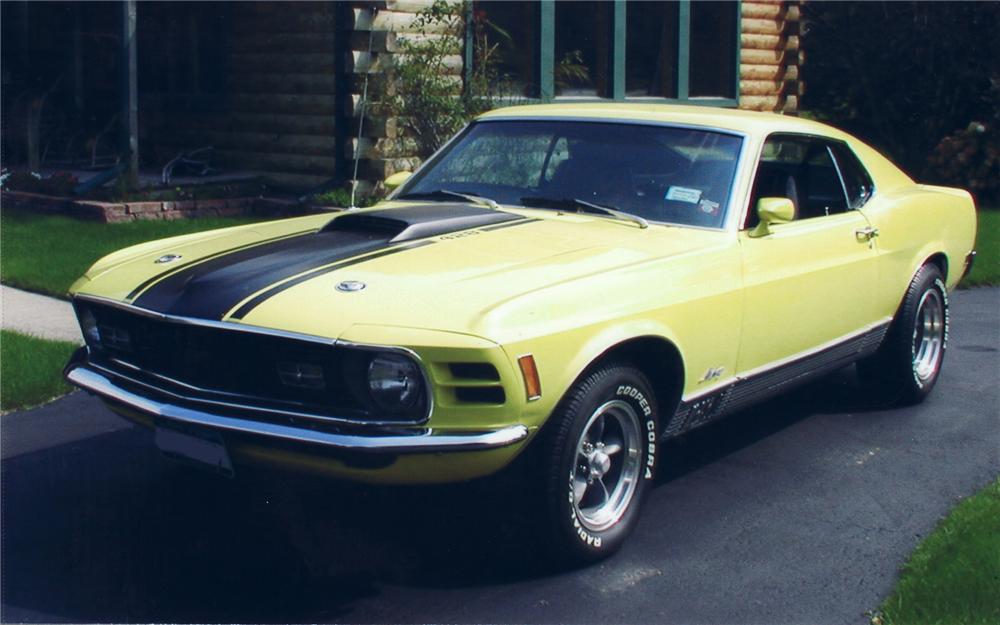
[830,144,874,209]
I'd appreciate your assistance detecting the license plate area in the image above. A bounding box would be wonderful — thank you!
[155,419,234,477]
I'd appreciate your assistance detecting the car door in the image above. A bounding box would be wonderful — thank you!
[736,134,882,374]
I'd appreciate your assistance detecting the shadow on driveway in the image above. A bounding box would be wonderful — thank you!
[0,367,902,623]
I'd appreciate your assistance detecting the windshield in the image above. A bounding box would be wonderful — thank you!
[398,120,743,229]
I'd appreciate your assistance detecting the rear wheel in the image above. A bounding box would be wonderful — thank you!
[858,264,949,404]
[535,363,659,563]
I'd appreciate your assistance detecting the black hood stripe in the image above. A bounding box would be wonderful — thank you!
[129,209,537,321]
[132,230,392,320]
[126,232,309,301]
[228,240,434,320]
[228,218,538,320]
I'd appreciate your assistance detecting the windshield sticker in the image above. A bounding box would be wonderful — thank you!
[665,186,702,203]
[699,199,720,214]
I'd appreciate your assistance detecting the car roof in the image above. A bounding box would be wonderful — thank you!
[477,102,850,141]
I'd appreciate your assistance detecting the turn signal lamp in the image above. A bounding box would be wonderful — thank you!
[518,354,541,401]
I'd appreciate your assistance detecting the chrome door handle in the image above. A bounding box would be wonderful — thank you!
[855,227,879,241]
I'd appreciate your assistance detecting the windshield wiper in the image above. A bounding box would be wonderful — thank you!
[520,196,648,229]
[397,189,500,210]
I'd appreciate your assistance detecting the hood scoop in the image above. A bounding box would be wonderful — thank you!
[323,203,521,242]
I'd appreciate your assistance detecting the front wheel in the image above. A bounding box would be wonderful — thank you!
[858,263,949,405]
[536,363,659,563]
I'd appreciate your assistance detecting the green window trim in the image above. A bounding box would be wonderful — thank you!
[470,0,741,107]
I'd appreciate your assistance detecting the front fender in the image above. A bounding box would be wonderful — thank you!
[499,318,687,433]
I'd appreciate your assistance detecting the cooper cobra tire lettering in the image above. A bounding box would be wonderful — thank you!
[616,385,652,416]
[645,418,657,479]
[937,277,949,347]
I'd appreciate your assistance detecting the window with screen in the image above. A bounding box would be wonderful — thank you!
[472,1,539,98]
[689,1,738,99]
[553,1,613,97]
[470,0,739,104]
[625,1,679,98]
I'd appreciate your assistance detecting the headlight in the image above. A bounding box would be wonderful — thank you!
[367,353,422,410]
[79,306,101,347]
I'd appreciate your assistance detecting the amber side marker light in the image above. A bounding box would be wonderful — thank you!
[518,354,542,401]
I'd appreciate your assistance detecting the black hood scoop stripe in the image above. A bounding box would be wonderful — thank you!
[130,204,527,321]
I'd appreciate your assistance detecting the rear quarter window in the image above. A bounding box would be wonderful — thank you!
[831,144,875,209]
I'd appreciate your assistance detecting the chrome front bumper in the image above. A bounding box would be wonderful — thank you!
[65,365,529,454]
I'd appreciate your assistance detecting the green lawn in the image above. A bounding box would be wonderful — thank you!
[963,209,999,287]
[875,478,1000,625]
[1,330,80,412]
[0,210,264,298]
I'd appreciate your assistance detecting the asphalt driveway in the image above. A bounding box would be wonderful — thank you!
[2,288,997,624]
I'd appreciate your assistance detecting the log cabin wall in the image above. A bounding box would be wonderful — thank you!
[148,2,340,190]
[738,0,802,113]
[346,0,438,192]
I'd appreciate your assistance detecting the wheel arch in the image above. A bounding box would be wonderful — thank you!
[562,334,686,427]
[924,252,949,282]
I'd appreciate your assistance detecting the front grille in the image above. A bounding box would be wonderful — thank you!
[78,301,426,423]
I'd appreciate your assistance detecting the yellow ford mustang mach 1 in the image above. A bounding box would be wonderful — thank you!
[65,104,977,562]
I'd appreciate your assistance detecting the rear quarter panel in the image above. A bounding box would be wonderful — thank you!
[862,184,977,316]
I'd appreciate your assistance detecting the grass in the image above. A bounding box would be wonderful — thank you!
[962,208,999,287]
[874,478,1000,625]
[1,330,80,412]
[1,210,264,298]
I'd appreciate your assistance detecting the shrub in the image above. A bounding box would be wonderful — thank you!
[927,122,1000,205]
[310,187,379,208]
[378,0,523,159]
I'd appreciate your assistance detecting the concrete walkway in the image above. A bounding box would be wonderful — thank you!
[1,285,82,343]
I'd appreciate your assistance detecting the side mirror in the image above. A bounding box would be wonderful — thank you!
[749,197,795,238]
[384,170,412,191]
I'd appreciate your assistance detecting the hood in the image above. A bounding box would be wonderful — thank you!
[77,203,720,342]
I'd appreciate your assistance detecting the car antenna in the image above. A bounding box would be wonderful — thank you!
[349,6,378,211]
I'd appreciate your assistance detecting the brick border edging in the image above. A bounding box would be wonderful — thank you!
[1,191,328,223]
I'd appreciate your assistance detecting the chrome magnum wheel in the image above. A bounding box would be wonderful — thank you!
[572,400,643,532]
[537,363,659,563]
[858,263,949,405]
[912,288,945,383]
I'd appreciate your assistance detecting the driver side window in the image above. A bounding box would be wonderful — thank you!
[745,135,852,228]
